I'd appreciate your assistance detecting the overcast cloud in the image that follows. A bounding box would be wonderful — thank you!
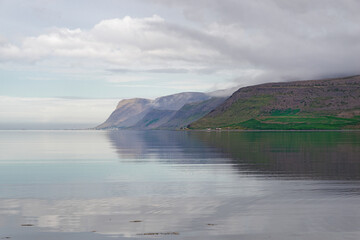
[1,1,360,82]
[148,0,360,81]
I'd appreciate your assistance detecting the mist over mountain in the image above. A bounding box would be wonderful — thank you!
[96,91,228,130]
[97,98,152,129]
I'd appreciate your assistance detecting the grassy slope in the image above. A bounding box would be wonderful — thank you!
[190,95,275,128]
[190,76,360,130]
[191,99,360,130]
[232,113,360,130]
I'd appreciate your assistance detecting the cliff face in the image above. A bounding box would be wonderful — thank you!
[190,76,360,130]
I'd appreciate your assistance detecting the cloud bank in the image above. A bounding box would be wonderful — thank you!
[0,15,222,73]
[1,0,360,84]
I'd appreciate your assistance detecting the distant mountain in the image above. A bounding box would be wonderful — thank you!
[96,92,215,129]
[190,75,360,130]
[160,97,226,129]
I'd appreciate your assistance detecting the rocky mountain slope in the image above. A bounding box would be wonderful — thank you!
[190,75,360,130]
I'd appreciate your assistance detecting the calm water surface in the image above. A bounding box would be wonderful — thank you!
[0,130,360,239]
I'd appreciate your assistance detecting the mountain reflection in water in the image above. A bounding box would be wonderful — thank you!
[108,130,360,180]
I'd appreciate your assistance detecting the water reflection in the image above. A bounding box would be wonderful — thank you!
[190,131,360,180]
[107,130,230,163]
[1,130,360,240]
[108,130,360,180]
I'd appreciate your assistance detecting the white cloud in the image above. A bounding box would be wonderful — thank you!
[0,15,222,71]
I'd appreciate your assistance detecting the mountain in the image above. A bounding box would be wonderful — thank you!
[127,97,227,130]
[96,92,212,129]
[190,75,360,130]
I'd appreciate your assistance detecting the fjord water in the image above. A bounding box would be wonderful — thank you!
[1,130,360,239]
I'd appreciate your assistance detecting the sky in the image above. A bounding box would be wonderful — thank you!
[1,0,360,129]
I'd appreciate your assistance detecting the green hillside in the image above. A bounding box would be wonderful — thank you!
[189,76,360,130]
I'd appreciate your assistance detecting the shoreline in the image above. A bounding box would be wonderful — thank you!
[3,128,360,132]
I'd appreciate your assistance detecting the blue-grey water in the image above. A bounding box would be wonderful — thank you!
[1,130,360,240]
